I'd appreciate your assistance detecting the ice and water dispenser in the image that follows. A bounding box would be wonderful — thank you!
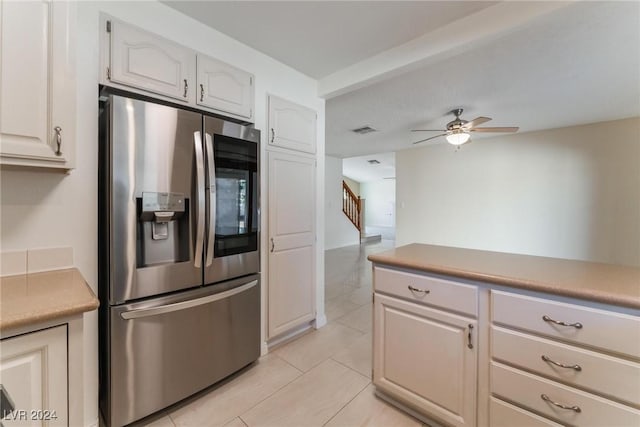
[137,191,190,267]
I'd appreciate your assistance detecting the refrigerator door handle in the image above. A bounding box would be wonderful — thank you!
[205,133,215,267]
[121,280,258,320]
[194,131,205,268]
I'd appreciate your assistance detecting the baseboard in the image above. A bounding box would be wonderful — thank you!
[261,340,269,356]
[266,323,313,351]
[374,389,443,427]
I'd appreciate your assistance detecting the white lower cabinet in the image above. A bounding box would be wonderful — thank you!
[0,326,68,427]
[490,290,640,427]
[373,290,477,427]
[371,265,640,427]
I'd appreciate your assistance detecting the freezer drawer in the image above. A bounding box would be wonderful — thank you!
[104,275,260,427]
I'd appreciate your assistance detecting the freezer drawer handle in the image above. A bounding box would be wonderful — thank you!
[120,280,258,320]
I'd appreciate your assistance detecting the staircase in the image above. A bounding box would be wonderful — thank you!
[342,180,382,244]
[342,180,361,232]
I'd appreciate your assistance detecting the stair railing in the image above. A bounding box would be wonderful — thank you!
[342,180,361,232]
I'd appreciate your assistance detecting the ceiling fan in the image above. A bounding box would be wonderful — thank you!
[411,108,519,146]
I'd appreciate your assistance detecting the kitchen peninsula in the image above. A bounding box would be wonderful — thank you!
[369,244,640,427]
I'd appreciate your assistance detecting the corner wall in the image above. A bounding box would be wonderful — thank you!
[0,2,325,425]
[396,117,640,267]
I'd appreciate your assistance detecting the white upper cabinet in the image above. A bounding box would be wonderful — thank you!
[107,20,194,102]
[102,17,255,122]
[197,54,254,120]
[267,95,317,154]
[0,0,76,170]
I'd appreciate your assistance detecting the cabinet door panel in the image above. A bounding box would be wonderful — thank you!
[197,55,253,120]
[267,95,316,154]
[373,294,477,427]
[0,1,75,168]
[268,152,316,338]
[110,21,193,101]
[0,326,68,427]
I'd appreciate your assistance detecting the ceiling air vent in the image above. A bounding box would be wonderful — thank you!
[367,159,380,165]
[352,126,377,135]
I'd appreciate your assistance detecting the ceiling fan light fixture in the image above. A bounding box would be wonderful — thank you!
[446,131,470,146]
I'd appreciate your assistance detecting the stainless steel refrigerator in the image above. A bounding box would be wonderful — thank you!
[98,92,261,427]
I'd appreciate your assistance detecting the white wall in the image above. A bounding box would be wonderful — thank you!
[396,117,640,267]
[361,179,396,240]
[343,176,360,196]
[325,156,360,249]
[0,2,325,425]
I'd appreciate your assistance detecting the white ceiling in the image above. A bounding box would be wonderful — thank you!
[162,1,497,79]
[163,1,640,161]
[343,152,395,183]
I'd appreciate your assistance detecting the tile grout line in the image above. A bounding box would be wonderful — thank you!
[320,376,372,427]
[329,356,372,382]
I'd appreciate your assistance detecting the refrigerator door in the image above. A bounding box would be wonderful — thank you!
[105,274,260,427]
[203,116,260,285]
[107,95,205,304]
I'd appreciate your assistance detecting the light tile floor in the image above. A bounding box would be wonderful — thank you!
[137,239,425,427]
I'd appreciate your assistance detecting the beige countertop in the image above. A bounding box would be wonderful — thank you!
[368,244,640,310]
[0,268,99,332]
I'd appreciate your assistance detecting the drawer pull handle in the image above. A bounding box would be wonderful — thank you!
[541,394,581,413]
[408,285,430,294]
[467,324,474,349]
[542,315,583,329]
[542,355,582,371]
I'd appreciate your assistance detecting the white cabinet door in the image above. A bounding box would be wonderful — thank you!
[0,326,68,427]
[0,1,75,169]
[267,95,317,154]
[196,54,254,120]
[373,293,477,427]
[108,20,194,102]
[268,151,316,338]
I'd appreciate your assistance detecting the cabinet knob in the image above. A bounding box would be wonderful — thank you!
[54,126,63,156]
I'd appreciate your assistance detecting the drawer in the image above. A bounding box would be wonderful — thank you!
[374,267,477,316]
[490,397,562,427]
[492,290,640,359]
[492,326,640,406]
[491,362,640,427]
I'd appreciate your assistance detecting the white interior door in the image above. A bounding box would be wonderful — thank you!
[268,151,316,338]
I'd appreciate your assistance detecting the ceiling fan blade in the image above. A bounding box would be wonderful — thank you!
[411,129,447,132]
[470,126,519,133]
[462,116,491,129]
[412,133,447,144]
